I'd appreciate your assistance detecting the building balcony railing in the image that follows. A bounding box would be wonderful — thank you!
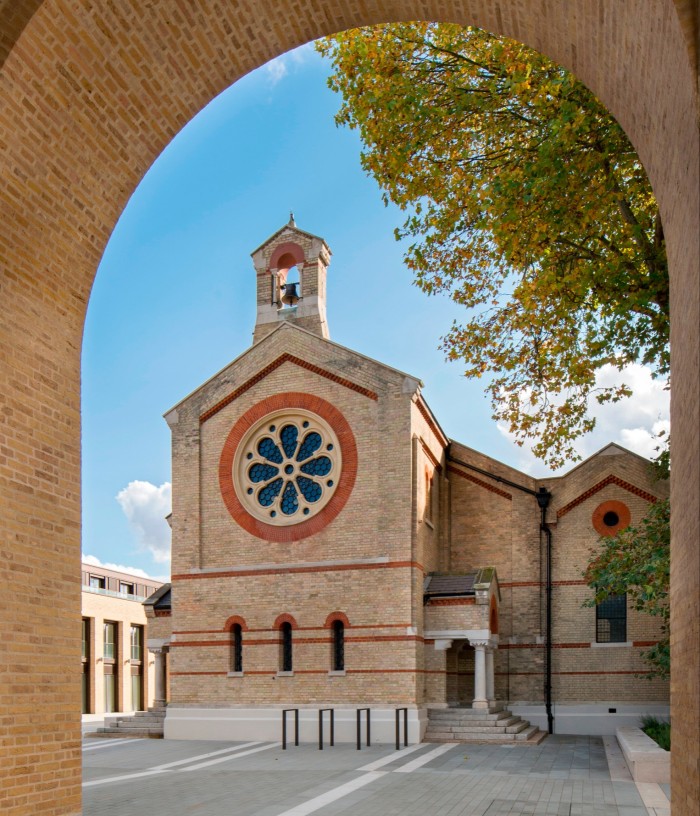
[83,585,148,602]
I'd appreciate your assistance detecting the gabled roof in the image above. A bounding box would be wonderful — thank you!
[143,583,171,611]
[165,320,424,417]
[424,573,477,598]
[250,217,328,257]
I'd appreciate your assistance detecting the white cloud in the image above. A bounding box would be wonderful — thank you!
[264,42,315,86]
[81,553,168,583]
[265,57,288,85]
[497,363,669,475]
[115,480,172,564]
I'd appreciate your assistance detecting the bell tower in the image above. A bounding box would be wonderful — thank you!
[250,215,331,344]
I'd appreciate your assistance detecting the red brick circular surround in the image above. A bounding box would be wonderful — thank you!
[219,393,357,542]
[592,500,631,536]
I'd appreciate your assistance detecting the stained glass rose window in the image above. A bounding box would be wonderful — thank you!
[233,410,341,525]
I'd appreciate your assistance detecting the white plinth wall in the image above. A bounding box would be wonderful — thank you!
[164,706,428,744]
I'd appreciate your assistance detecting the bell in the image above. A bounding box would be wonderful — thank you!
[280,281,300,306]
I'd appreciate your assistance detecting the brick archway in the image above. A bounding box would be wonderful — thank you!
[0,2,697,813]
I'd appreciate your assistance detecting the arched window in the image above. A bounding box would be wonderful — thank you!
[280,622,293,672]
[332,619,344,672]
[231,623,243,673]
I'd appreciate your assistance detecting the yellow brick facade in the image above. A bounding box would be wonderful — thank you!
[0,2,697,811]
[164,224,669,742]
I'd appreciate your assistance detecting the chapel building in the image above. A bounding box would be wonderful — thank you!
[162,219,668,743]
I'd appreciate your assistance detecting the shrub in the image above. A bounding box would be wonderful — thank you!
[640,715,670,751]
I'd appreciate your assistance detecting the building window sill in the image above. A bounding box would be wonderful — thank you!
[276,671,294,677]
[328,670,346,677]
[227,671,244,677]
[591,641,632,648]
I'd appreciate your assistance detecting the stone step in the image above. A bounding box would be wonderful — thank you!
[432,704,505,713]
[425,704,543,745]
[89,727,163,739]
[427,714,518,727]
[514,726,540,741]
[105,720,164,729]
[90,707,166,739]
[424,727,546,744]
[427,718,528,736]
[428,708,509,719]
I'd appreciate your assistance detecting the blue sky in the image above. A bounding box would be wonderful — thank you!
[82,43,668,581]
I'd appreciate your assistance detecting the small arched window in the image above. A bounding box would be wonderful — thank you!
[231,623,243,673]
[280,622,293,672]
[332,619,345,672]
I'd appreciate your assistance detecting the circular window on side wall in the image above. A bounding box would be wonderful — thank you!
[219,393,357,542]
[592,500,631,536]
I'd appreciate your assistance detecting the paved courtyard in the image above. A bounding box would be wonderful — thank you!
[83,734,669,816]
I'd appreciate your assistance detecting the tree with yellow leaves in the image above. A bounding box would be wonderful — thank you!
[318,23,667,468]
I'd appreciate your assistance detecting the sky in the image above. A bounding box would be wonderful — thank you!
[81,43,669,582]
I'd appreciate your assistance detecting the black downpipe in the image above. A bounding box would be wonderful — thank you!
[447,452,555,733]
[536,487,554,735]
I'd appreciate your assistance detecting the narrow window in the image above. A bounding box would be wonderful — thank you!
[103,621,117,713]
[81,618,90,714]
[130,625,143,710]
[281,622,293,672]
[119,581,134,596]
[103,621,116,659]
[332,619,345,672]
[130,625,142,661]
[89,575,105,590]
[231,624,243,673]
[596,594,627,643]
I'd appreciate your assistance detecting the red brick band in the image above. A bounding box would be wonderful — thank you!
[557,474,658,518]
[415,397,449,447]
[200,355,377,423]
[500,670,656,676]
[173,623,412,635]
[171,634,426,648]
[500,580,588,588]
[427,597,476,606]
[447,464,513,500]
[172,560,424,581]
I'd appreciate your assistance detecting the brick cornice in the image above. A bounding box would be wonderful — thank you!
[447,464,513,501]
[419,437,443,473]
[557,474,658,518]
[415,397,449,447]
[200,354,378,423]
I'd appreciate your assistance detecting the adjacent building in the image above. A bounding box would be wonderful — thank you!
[161,219,668,743]
[81,562,163,715]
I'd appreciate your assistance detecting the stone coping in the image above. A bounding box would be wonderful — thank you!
[616,726,670,783]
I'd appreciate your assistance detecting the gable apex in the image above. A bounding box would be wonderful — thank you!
[164,320,424,419]
[250,220,329,259]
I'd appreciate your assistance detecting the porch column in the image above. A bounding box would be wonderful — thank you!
[485,645,496,704]
[150,647,166,707]
[471,639,488,709]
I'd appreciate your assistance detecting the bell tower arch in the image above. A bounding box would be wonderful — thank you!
[251,215,331,343]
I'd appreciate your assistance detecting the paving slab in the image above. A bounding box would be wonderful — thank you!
[82,735,656,816]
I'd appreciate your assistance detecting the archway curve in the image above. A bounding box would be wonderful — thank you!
[0,3,697,814]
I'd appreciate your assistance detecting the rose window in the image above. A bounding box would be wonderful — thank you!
[233,410,341,525]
